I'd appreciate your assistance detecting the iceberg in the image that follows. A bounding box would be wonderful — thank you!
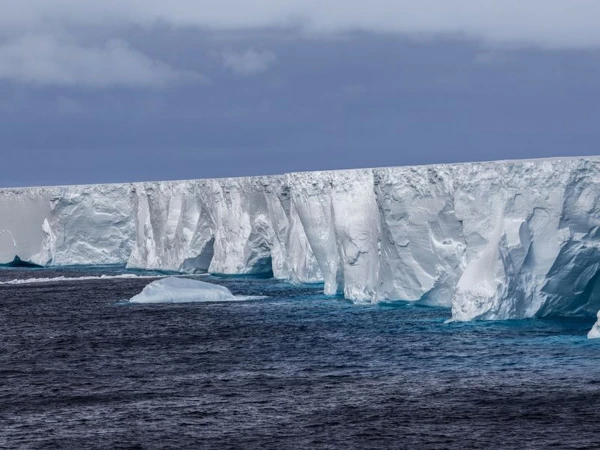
[2,156,600,322]
[129,277,238,303]
[588,311,600,339]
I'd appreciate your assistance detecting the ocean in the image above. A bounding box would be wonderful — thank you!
[0,266,598,449]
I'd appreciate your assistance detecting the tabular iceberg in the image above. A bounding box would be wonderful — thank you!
[2,156,600,322]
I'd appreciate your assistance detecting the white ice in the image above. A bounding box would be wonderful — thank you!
[588,311,600,339]
[129,277,239,303]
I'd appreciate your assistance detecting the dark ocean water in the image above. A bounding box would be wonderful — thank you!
[0,266,599,449]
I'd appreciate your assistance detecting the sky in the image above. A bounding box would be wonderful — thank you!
[1,1,599,187]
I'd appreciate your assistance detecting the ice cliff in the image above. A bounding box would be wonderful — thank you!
[2,156,600,322]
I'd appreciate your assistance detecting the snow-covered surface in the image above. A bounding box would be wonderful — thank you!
[3,156,600,321]
[129,277,239,303]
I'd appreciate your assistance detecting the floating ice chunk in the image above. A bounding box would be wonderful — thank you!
[588,311,600,339]
[130,277,239,303]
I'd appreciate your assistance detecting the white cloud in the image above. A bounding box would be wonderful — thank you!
[1,1,600,50]
[0,35,204,87]
[0,1,598,88]
[221,48,276,76]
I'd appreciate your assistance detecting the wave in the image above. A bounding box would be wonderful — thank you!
[233,295,269,301]
[126,294,269,304]
[0,274,175,286]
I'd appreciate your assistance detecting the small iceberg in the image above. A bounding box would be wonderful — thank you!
[129,277,253,304]
[588,310,600,339]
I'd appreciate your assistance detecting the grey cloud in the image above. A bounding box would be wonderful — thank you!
[0,1,597,90]
[473,51,510,65]
[1,1,600,49]
[221,48,276,76]
[2,31,600,187]
[56,96,83,114]
[0,35,205,87]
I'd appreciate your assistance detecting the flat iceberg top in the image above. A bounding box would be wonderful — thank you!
[129,277,238,303]
[1,155,598,192]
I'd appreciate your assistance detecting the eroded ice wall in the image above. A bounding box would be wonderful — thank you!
[2,156,600,322]
[0,184,135,266]
[0,188,53,264]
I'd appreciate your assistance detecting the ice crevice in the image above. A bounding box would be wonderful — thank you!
[2,156,600,325]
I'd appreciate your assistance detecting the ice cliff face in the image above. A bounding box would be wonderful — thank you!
[2,156,600,322]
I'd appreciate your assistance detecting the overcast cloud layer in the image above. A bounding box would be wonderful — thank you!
[1,1,599,87]
[0,2,598,186]
[2,0,600,49]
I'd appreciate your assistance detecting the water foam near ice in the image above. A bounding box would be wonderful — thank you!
[0,274,168,286]
[2,156,600,322]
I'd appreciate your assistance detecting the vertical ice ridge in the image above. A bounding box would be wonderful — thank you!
[330,169,380,302]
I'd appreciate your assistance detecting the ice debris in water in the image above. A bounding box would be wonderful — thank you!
[130,277,239,303]
[588,311,600,339]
